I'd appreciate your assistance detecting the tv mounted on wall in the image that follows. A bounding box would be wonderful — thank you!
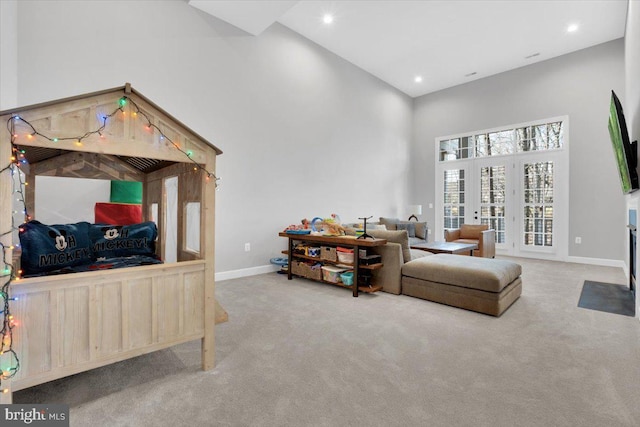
[608,90,638,194]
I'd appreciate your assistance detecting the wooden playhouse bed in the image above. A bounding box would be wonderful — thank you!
[0,84,224,403]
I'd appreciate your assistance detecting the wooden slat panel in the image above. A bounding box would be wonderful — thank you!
[32,152,144,181]
[97,102,124,139]
[183,271,205,335]
[130,107,155,145]
[59,287,90,366]
[127,278,153,349]
[156,273,181,342]
[95,282,122,358]
[12,291,51,379]
[57,108,90,137]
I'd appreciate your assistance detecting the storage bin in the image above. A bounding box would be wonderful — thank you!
[290,260,307,277]
[336,247,354,264]
[321,246,337,262]
[306,263,322,280]
[340,271,354,286]
[321,265,348,283]
[292,261,322,280]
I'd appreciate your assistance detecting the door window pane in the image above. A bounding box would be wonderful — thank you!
[523,162,554,247]
[480,165,506,243]
[444,169,465,229]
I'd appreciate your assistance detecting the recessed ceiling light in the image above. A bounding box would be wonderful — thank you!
[525,52,540,59]
[323,14,334,24]
[465,72,477,77]
[414,76,423,83]
[567,24,578,33]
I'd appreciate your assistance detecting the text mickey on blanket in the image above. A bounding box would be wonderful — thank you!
[19,220,159,276]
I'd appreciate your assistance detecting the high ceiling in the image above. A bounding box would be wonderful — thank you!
[188,0,629,98]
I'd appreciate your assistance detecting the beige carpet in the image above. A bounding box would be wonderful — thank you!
[15,257,640,426]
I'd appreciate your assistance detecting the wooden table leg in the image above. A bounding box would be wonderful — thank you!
[353,252,359,297]
[287,237,293,280]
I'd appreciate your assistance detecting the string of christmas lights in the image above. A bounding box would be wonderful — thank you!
[1,233,21,393]
[6,95,220,186]
[0,111,23,393]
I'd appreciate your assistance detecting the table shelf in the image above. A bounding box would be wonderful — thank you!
[281,250,383,270]
[279,232,387,297]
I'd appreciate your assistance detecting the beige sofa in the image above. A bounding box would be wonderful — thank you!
[367,229,521,316]
[367,229,430,295]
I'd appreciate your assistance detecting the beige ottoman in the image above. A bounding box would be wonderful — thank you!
[401,254,522,316]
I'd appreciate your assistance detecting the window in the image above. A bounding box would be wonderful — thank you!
[476,130,515,157]
[185,202,201,253]
[517,122,563,152]
[439,137,473,161]
[440,120,563,163]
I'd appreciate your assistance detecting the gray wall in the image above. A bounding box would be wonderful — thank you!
[627,0,640,154]
[624,0,640,318]
[0,0,17,109]
[412,39,626,261]
[4,0,413,275]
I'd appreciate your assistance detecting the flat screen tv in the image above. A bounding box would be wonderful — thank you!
[608,90,638,194]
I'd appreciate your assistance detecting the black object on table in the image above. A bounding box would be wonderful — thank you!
[357,216,374,240]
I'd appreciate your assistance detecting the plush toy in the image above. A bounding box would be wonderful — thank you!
[323,221,346,236]
[283,218,312,232]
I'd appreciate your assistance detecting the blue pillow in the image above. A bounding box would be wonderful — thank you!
[19,221,93,276]
[396,222,416,238]
[89,221,157,259]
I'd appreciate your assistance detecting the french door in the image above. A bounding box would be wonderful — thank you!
[439,158,512,254]
[435,118,568,259]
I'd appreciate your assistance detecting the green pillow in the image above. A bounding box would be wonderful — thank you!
[111,181,143,204]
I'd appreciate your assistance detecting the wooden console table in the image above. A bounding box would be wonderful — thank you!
[278,232,387,297]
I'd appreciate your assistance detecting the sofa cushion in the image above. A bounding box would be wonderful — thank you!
[409,249,432,261]
[396,222,416,237]
[369,229,411,263]
[414,222,428,239]
[408,236,427,246]
[379,217,399,231]
[460,224,488,239]
[402,254,521,293]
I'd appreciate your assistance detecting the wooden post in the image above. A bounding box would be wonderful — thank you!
[201,151,216,370]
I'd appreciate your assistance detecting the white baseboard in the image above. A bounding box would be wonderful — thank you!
[215,264,280,281]
[565,256,626,270]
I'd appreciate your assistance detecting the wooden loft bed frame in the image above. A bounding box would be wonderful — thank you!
[0,83,224,403]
